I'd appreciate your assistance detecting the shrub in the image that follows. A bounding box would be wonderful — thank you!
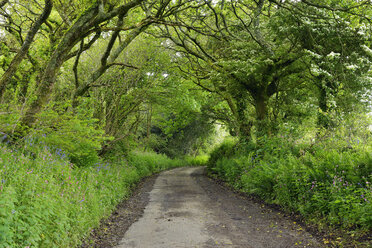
[27,101,109,167]
[208,138,237,171]
[185,154,209,166]
[207,136,372,232]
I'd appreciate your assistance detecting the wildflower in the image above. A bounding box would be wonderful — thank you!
[0,133,7,142]
[311,181,316,190]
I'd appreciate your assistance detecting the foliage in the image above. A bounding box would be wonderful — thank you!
[208,126,372,238]
[141,72,215,157]
[207,138,238,172]
[0,0,371,246]
[150,112,214,158]
[0,144,185,248]
[156,0,372,138]
[25,101,109,167]
[185,155,209,167]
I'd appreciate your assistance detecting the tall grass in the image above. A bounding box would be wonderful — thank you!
[0,145,186,248]
[207,136,372,235]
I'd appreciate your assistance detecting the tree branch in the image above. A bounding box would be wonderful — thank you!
[73,39,84,89]
[0,0,9,9]
[0,0,53,100]
[106,62,139,70]
[66,29,101,61]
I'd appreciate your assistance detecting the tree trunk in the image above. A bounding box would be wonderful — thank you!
[236,97,252,140]
[147,104,152,139]
[21,0,145,128]
[224,95,240,136]
[20,3,101,127]
[253,91,269,136]
[0,0,53,100]
[317,84,329,129]
[0,0,9,8]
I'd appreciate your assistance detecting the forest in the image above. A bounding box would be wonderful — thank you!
[0,0,371,247]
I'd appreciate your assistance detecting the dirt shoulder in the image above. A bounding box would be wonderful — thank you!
[83,167,326,248]
[81,174,158,248]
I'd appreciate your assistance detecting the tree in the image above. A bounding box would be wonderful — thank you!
[151,0,372,140]
[20,0,147,128]
[0,0,52,99]
[152,0,304,138]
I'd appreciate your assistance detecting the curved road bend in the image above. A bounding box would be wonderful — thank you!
[116,167,321,248]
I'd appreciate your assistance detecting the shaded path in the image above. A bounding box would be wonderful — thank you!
[115,167,321,248]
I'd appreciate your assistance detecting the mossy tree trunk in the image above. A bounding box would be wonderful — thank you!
[20,0,145,129]
[0,0,53,100]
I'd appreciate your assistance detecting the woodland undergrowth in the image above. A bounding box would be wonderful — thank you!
[208,129,372,247]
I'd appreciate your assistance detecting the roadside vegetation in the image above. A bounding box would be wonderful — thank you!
[0,141,189,247]
[208,124,372,246]
[0,0,371,247]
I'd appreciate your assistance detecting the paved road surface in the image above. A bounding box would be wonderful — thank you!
[115,167,321,248]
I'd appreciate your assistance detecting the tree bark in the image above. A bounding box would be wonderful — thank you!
[236,97,252,139]
[0,0,53,100]
[147,104,152,139]
[20,2,101,128]
[253,91,269,136]
[0,0,8,8]
[317,83,329,129]
[254,93,268,121]
[224,95,241,136]
[20,0,145,128]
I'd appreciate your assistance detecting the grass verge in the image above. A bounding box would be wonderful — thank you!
[0,146,186,248]
[207,137,371,247]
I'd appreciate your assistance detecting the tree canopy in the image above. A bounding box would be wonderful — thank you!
[0,2,371,246]
[0,0,370,152]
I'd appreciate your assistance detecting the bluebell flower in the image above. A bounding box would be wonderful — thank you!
[0,132,7,142]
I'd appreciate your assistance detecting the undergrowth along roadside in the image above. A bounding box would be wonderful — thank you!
[207,136,372,247]
[0,145,188,248]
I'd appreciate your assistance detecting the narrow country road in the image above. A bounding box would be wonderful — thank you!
[114,167,321,248]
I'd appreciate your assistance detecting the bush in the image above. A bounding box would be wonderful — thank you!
[185,154,209,166]
[127,151,187,176]
[207,136,372,233]
[27,101,109,167]
[208,138,237,171]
